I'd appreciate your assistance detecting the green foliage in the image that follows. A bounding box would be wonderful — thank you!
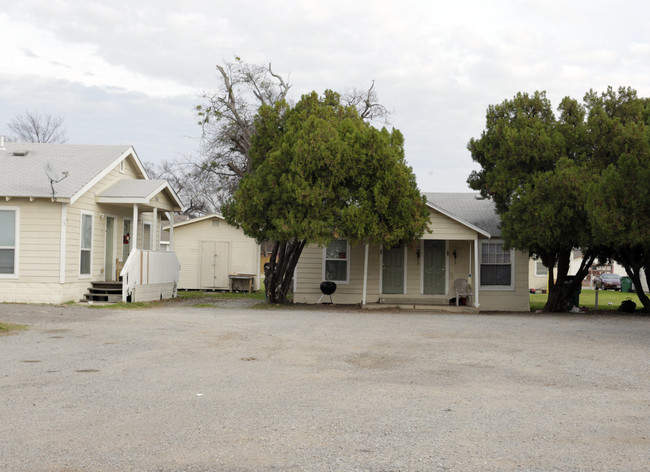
[177,290,264,300]
[583,87,650,311]
[470,86,650,312]
[530,290,645,312]
[501,158,593,269]
[468,91,596,311]
[225,90,429,248]
[224,90,429,304]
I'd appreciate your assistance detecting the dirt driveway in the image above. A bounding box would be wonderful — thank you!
[1,302,649,471]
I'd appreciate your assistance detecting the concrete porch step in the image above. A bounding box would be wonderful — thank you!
[368,302,479,314]
[84,281,123,303]
[84,293,123,303]
[379,297,449,305]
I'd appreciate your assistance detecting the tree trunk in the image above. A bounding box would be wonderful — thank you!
[543,250,596,312]
[264,239,306,304]
[619,249,650,312]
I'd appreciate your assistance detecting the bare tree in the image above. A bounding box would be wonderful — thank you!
[195,59,292,185]
[194,59,391,205]
[7,111,68,143]
[342,80,391,124]
[144,157,223,219]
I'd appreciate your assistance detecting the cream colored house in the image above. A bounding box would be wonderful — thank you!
[0,141,183,304]
[294,193,530,312]
[170,214,261,291]
[529,259,549,292]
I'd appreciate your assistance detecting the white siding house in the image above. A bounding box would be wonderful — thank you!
[294,193,530,312]
[0,142,183,304]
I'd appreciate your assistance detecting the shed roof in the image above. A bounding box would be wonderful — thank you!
[424,192,501,237]
[170,213,225,229]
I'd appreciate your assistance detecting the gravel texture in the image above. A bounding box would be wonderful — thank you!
[1,301,649,471]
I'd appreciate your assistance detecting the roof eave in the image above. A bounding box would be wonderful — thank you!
[172,213,225,228]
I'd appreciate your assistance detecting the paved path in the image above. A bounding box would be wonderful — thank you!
[1,303,649,471]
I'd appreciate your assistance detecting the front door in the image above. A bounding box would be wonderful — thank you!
[104,216,115,281]
[382,246,404,294]
[423,240,446,294]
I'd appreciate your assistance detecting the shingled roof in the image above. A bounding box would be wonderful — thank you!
[0,142,141,202]
[424,192,501,237]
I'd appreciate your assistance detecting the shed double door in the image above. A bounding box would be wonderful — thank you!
[200,241,230,289]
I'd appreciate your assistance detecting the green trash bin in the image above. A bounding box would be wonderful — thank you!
[621,276,633,293]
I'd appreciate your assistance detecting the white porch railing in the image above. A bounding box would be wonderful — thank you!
[120,249,180,302]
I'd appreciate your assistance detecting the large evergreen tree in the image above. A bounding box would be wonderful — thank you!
[468,91,598,312]
[584,87,650,312]
[469,87,650,313]
[224,90,429,304]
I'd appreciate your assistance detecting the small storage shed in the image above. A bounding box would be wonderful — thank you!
[170,214,261,291]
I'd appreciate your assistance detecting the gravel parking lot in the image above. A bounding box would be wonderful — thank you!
[1,301,649,472]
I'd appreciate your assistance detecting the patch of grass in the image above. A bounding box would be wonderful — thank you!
[251,302,284,309]
[177,290,265,301]
[0,322,28,334]
[530,289,645,312]
[191,303,219,308]
[88,301,160,309]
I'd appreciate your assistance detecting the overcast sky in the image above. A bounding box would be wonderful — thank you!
[2,0,650,192]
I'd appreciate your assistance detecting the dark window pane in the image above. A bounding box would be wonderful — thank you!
[0,249,14,274]
[80,250,91,275]
[326,260,347,281]
[480,264,511,286]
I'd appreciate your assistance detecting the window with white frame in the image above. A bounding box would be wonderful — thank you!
[80,212,93,276]
[324,239,349,283]
[0,208,18,277]
[480,240,514,288]
[535,260,548,277]
[119,159,125,173]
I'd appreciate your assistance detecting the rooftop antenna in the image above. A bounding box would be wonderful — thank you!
[44,162,69,201]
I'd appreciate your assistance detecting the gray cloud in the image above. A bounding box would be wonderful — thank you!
[3,0,650,191]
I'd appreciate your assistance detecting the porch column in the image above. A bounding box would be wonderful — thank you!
[132,204,139,252]
[168,212,174,251]
[362,242,369,305]
[152,207,158,250]
[474,238,480,308]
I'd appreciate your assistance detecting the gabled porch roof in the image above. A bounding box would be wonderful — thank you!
[96,179,182,212]
[424,192,501,238]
